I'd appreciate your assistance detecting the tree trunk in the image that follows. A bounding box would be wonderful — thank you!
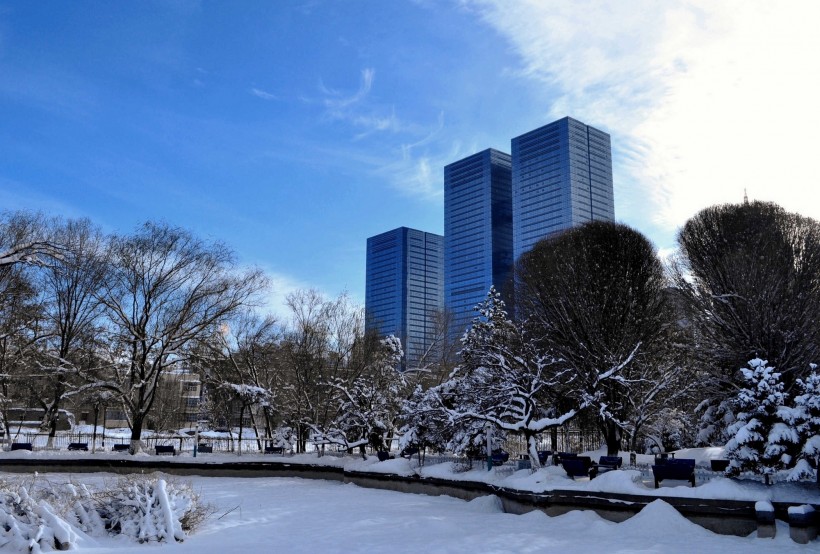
[604,420,622,456]
[238,405,245,455]
[526,432,541,470]
[130,417,144,454]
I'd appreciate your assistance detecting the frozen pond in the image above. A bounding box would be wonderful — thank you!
[52,474,812,553]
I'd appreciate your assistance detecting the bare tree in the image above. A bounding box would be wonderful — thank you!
[0,211,63,268]
[278,290,367,453]
[406,307,460,387]
[516,221,682,455]
[0,265,46,443]
[195,311,283,449]
[97,222,267,452]
[34,218,109,446]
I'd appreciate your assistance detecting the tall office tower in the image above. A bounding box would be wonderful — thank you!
[511,116,614,261]
[444,149,513,337]
[365,227,444,368]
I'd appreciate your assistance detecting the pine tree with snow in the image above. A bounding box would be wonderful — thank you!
[790,365,820,480]
[430,288,631,470]
[725,359,800,476]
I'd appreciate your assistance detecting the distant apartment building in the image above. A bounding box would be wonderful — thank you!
[511,116,614,260]
[365,227,444,368]
[97,370,201,430]
[444,148,513,336]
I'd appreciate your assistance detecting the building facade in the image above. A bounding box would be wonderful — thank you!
[365,227,444,368]
[444,148,513,337]
[511,116,614,260]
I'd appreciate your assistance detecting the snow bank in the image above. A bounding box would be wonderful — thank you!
[464,494,504,513]
[619,499,715,538]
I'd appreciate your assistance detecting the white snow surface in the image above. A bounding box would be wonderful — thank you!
[7,472,810,553]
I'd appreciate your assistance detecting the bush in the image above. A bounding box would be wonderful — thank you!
[0,474,212,551]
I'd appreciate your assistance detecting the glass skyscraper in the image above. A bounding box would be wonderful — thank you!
[512,116,614,260]
[444,149,513,337]
[365,227,444,368]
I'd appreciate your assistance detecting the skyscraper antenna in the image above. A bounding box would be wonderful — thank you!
[743,188,749,204]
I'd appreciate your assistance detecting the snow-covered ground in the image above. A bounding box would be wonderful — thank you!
[19,473,809,553]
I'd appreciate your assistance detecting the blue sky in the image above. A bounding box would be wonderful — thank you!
[2,1,819,314]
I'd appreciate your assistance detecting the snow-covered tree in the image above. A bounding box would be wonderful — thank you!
[313,335,406,458]
[432,289,634,469]
[791,365,820,479]
[725,359,800,476]
[399,384,452,457]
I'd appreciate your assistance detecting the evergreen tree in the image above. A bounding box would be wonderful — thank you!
[790,365,820,479]
[725,359,799,475]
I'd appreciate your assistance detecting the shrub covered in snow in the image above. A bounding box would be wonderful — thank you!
[0,474,211,552]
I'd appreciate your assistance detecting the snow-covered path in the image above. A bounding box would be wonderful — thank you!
[71,475,812,553]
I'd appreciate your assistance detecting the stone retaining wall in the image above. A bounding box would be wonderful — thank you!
[1,457,815,540]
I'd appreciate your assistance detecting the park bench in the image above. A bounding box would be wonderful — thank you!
[264,446,284,455]
[652,458,696,488]
[490,449,510,465]
[377,451,394,461]
[561,455,593,479]
[112,443,130,452]
[537,450,552,466]
[10,442,33,451]
[400,446,419,458]
[67,442,89,451]
[553,452,577,465]
[197,444,213,453]
[155,444,175,456]
[710,459,730,472]
[589,455,623,478]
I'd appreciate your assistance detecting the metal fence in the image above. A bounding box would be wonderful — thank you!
[0,432,302,455]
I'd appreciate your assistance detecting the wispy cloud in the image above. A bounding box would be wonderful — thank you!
[311,68,452,197]
[250,87,278,101]
[323,67,375,110]
[469,0,820,244]
[313,67,413,139]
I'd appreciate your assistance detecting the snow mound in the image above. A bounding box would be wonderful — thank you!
[583,469,647,494]
[553,506,614,533]
[620,500,714,538]
[465,494,504,513]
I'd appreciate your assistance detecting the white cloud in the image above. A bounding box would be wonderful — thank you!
[257,270,315,320]
[322,67,375,110]
[469,0,820,243]
[250,87,277,101]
